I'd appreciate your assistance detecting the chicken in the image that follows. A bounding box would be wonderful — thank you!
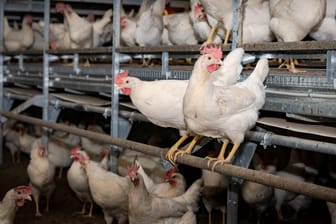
[166,47,245,164]
[327,201,336,224]
[178,210,197,224]
[4,122,23,163]
[52,122,81,147]
[67,146,109,217]
[77,149,130,224]
[27,140,56,216]
[269,0,326,72]
[4,15,34,51]
[20,129,73,179]
[241,0,274,44]
[310,0,336,40]
[241,153,276,222]
[189,0,222,44]
[80,124,109,161]
[127,164,202,224]
[180,45,269,168]
[0,186,32,224]
[134,0,166,46]
[136,160,186,197]
[199,0,233,46]
[120,8,137,47]
[202,168,228,224]
[163,12,198,45]
[55,2,93,48]
[91,9,113,47]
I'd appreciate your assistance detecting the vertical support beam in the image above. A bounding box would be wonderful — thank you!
[162,51,169,79]
[42,0,50,148]
[231,0,240,50]
[327,50,336,88]
[0,0,4,164]
[110,0,121,172]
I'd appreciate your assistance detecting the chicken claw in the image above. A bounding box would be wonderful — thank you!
[205,139,229,167]
[173,135,200,162]
[210,143,240,171]
[166,135,188,165]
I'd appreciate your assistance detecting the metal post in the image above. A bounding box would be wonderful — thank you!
[231,0,240,50]
[0,0,4,164]
[110,0,121,172]
[327,50,336,86]
[42,0,50,147]
[162,51,169,79]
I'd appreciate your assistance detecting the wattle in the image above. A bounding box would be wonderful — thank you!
[207,64,219,73]
[122,88,132,95]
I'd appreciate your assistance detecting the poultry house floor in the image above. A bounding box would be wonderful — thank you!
[0,122,332,224]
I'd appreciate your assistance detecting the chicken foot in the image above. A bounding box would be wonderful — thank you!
[200,26,218,50]
[210,142,240,171]
[223,29,231,45]
[173,135,200,162]
[34,197,42,216]
[278,58,306,73]
[166,135,189,165]
[206,139,229,167]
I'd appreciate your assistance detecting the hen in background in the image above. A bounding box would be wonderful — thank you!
[4,15,34,51]
[127,164,202,224]
[310,0,336,40]
[269,0,326,72]
[67,146,110,217]
[135,0,166,47]
[77,149,130,224]
[0,186,32,224]
[27,140,56,217]
[135,160,186,197]
[189,0,222,45]
[55,2,93,49]
[202,167,228,224]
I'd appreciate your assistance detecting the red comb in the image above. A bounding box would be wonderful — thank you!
[15,186,32,195]
[37,140,45,150]
[71,146,81,155]
[55,2,65,12]
[127,164,139,177]
[165,167,177,179]
[115,70,129,85]
[100,147,109,157]
[200,44,223,60]
[194,3,203,14]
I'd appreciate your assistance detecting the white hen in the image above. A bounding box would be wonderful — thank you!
[182,45,269,168]
[77,150,130,224]
[135,0,166,46]
[0,186,32,224]
[310,0,336,40]
[27,140,56,217]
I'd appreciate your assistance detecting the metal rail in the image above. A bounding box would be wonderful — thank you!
[0,110,336,203]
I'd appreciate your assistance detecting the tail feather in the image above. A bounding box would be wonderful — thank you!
[173,178,203,212]
[248,58,269,83]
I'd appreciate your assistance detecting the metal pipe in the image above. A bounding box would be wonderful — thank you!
[1,110,336,203]
[246,131,336,155]
[0,0,4,164]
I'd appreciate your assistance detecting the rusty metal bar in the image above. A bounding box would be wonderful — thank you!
[0,110,335,203]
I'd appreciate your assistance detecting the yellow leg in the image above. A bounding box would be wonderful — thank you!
[222,210,226,224]
[45,197,50,212]
[200,26,217,49]
[211,143,240,170]
[166,135,188,164]
[173,135,200,162]
[209,210,212,224]
[35,197,42,216]
[80,202,86,214]
[85,202,94,217]
[223,29,232,45]
[206,139,229,167]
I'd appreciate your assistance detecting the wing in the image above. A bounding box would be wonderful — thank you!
[214,85,257,115]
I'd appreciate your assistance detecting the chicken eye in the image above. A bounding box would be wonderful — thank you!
[17,191,22,195]
[125,80,129,84]
[208,56,212,60]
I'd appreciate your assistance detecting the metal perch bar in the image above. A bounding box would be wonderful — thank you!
[1,110,336,203]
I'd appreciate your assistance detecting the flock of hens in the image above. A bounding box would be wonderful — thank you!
[2,0,336,224]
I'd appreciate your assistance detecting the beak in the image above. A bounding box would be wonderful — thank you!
[26,195,32,201]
